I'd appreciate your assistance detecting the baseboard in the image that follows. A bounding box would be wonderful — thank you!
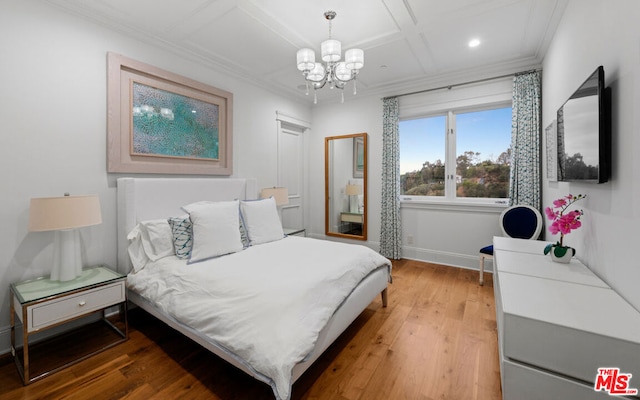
[305,234,492,272]
[401,245,493,272]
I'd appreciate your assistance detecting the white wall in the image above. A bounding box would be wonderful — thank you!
[308,96,383,243]
[0,0,310,352]
[309,93,505,268]
[541,0,640,311]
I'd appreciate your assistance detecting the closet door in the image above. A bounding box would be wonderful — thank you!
[276,113,309,231]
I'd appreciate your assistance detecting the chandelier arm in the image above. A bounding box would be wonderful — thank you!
[303,70,328,86]
[332,79,347,89]
[310,79,328,90]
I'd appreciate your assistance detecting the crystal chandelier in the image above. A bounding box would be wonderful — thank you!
[296,11,364,104]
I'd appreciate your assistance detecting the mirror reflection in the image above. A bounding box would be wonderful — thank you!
[325,133,367,240]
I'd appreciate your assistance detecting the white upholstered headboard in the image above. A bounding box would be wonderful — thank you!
[116,177,257,274]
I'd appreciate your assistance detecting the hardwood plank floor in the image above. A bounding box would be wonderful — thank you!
[0,260,501,400]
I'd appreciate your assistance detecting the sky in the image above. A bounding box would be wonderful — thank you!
[399,107,512,174]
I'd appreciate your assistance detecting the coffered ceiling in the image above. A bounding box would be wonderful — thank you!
[46,0,568,104]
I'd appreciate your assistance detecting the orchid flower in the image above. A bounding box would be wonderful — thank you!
[544,194,586,247]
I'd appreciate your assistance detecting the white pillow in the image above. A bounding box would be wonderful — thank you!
[127,224,149,273]
[183,200,250,248]
[187,200,244,263]
[139,219,174,261]
[182,201,213,214]
[240,197,285,246]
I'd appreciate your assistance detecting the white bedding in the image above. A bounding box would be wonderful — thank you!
[126,236,391,400]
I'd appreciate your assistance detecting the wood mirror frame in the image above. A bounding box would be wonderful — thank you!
[325,133,367,241]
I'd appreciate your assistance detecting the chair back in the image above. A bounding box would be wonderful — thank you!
[499,205,543,240]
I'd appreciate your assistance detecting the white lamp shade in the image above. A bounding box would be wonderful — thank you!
[260,187,289,206]
[29,194,102,281]
[296,48,316,71]
[29,195,102,232]
[321,39,341,62]
[345,184,363,196]
[334,62,352,81]
[345,48,364,70]
[307,63,326,82]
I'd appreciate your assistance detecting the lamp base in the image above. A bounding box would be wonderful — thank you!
[349,195,359,214]
[51,229,82,281]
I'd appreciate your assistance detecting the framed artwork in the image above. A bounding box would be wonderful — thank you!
[353,136,364,178]
[107,52,233,175]
[545,120,558,181]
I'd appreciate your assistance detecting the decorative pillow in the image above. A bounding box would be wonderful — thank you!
[240,197,285,246]
[139,219,174,261]
[183,200,250,248]
[167,216,192,259]
[239,216,250,248]
[187,200,244,263]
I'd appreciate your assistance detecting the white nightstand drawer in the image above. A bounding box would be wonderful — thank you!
[341,213,363,223]
[27,281,125,332]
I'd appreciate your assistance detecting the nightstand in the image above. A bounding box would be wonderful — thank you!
[339,212,364,235]
[10,265,128,384]
[284,227,306,237]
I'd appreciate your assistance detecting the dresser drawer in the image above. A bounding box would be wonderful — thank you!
[27,281,125,332]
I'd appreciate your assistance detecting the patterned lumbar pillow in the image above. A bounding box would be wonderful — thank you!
[167,216,193,259]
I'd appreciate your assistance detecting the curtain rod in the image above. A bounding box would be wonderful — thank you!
[383,68,540,100]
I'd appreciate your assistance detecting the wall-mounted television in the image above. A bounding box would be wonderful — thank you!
[557,65,611,183]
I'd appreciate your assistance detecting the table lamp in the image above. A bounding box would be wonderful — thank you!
[260,187,289,206]
[260,187,289,222]
[28,194,102,281]
[345,184,363,214]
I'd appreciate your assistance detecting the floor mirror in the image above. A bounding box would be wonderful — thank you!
[325,133,367,240]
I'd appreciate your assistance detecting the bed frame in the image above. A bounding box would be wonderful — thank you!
[116,177,389,389]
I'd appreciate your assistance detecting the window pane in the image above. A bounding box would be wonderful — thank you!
[455,108,511,198]
[400,116,446,196]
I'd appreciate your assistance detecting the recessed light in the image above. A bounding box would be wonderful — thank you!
[468,38,481,48]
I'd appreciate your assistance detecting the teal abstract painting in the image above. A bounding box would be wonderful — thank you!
[132,82,219,160]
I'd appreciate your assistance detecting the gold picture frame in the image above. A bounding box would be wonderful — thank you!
[107,52,233,175]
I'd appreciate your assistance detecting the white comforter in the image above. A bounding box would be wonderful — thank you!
[127,236,391,400]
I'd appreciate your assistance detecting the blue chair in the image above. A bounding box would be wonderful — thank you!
[479,205,543,285]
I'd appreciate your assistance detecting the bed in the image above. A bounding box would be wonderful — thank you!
[116,177,391,400]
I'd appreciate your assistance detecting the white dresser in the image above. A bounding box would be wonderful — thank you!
[493,237,640,399]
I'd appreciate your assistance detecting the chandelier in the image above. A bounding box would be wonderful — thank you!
[296,11,364,104]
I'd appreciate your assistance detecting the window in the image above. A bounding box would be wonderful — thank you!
[400,105,512,203]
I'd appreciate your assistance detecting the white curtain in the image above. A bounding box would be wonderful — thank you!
[380,97,402,259]
[509,71,542,210]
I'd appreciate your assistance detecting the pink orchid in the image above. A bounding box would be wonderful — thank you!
[557,211,582,235]
[552,198,567,208]
[546,194,586,246]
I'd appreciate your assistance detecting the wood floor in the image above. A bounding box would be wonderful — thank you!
[0,259,501,400]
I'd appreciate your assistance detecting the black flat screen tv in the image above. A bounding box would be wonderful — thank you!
[556,65,611,183]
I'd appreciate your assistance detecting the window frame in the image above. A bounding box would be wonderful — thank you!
[400,101,512,207]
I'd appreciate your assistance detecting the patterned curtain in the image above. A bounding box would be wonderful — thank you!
[509,71,542,210]
[380,97,402,259]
